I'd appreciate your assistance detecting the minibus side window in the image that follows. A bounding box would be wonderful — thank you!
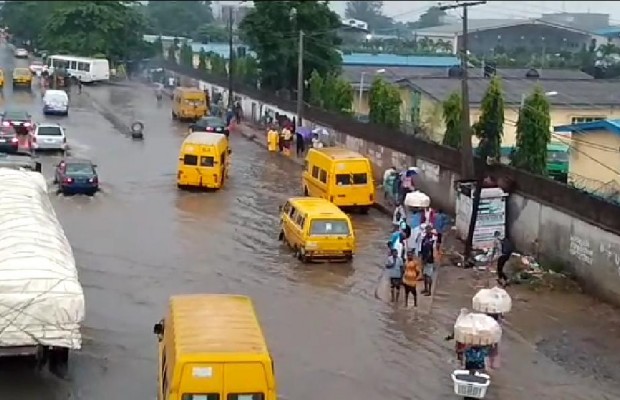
[295,215,305,227]
[311,166,319,179]
[184,155,198,166]
[319,170,327,183]
[282,202,291,215]
[221,151,226,165]
[289,207,298,219]
[227,394,265,400]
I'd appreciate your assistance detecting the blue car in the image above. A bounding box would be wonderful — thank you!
[54,158,99,195]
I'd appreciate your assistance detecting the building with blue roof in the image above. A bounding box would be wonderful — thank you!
[341,53,459,68]
[553,119,620,196]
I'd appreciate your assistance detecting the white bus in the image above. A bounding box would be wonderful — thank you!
[47,55,110,83]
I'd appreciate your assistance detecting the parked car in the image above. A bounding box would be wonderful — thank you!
[42,90,69,116]
[33,123,66,153]
[189,116,229,136]
[1,109,33,135]
[54,158,99,195]
[14,48,28,58]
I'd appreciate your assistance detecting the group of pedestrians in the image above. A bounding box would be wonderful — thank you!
[384,203,450,307]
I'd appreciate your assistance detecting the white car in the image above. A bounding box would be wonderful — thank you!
[14,48,28,58]
[29,60,46,76]
[42,89,69,116]
[32,123,67,152]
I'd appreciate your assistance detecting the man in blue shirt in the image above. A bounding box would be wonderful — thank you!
[385,248,404,302]
[464,345,489,371]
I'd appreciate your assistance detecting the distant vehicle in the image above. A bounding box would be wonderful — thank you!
[54,158,99,195]
[1,109,33,135]
[42,89,69,115]
[29,60,46,76]
[46,55,110,83]
[12,67,32,88]
[33,123,66,153]
[14,48,28,58]
[189,116,229,136]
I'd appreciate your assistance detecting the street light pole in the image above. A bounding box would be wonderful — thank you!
[296,30,304,127]
[227,7,234,108]
[358,72,366,115]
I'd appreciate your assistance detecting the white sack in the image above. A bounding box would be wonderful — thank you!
[453,308,502,345]
[0,169,84,349]
[404,191,430,208]
[472,286,512,314]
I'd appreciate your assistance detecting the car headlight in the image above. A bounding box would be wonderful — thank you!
[305,242,318,249]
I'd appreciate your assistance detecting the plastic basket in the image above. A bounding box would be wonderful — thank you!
[451,370,491,399]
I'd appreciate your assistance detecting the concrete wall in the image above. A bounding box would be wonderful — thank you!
[168,69,620,306]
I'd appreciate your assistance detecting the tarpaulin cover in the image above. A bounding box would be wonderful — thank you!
[0,169,84,349]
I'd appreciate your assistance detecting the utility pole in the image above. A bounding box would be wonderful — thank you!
[440,1,486,179]
[227,7,234,108]
[296,30,304,127]
[440,1,487,263]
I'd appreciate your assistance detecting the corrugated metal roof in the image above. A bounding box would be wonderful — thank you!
[342,53,459,67]
[404,76,620,106]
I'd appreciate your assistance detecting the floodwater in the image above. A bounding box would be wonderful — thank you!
[0,43,619,400]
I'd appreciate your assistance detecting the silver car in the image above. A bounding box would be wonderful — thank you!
[14,48,28,58]
[33,123,66,152]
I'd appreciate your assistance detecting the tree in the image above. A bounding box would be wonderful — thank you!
[239,1,342,92]
[473,76,504,160]
[409,6,446,29]
[344,1,394,31]
[198,48,208,70]
[368,77,401,128]
[208,53,228,76]
[41,2,147,62]
[442,91,462,148]
[308,70,324,107]
[179,42,194,67]
[0,1,64,49]
[146,1,213,37]
[167,40,177,63]
[511,86,552,174]
[194,24,228,44]
[332,78,354,115]
[234,56,259,87]
[154,35,164,57]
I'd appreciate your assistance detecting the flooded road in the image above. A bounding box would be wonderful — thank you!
[0,44,619,400]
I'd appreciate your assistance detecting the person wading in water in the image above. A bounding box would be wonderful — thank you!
[420,225,436,296]
[402,250,421,307]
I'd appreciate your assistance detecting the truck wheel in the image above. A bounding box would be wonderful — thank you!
[278,230,284,241]
[48,347,69,378]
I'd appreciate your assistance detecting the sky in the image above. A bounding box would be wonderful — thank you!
[331,1,620,24]
[216,1,620,26]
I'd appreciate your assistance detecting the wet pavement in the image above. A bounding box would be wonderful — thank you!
[0,43,619,400]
